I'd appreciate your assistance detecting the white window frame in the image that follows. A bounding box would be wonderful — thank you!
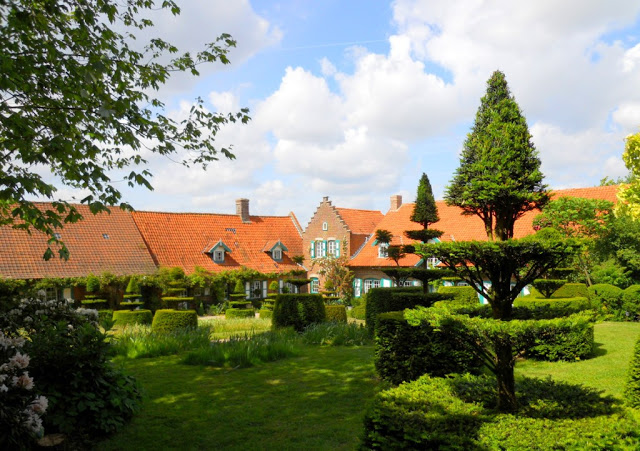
[273,248,282,260]
[426,257,438,269]
[363,279,380,294]
[315,241,324,258]
[322,222,328,231]
[213,250,225,263]
[327,240,336,256]
[249,280,263,299]
[44,287,58,301]
[378,243,389,258]
[400,280,414,287]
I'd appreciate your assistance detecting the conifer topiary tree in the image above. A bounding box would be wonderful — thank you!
[405,173,444,243]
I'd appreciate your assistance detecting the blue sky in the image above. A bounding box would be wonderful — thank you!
[50,1,640,225]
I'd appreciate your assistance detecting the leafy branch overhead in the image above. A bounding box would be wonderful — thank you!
[0,0,250,259]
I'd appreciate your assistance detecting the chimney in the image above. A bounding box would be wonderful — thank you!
[390,194,402,211]
[236,198,251,223]
[322,196,329,202]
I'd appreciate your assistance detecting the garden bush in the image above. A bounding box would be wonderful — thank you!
[365,287,442,335]
[622,285,640,321]
[626,336,640,409]
[350,303,366,320]
[97,309,113,324]
[531,279,566,298]
[259,308,273,319]
[0,299,141,442]
[325,305,347,323]
[151,309,198,334]
[588,283,623,312]
[374,311,482,384]
[272,294,326,332]
[553,282,588,298]
[512,297,593,319]
[437,285,479,306]
[225,308,255,319]
[524,313,595,361]
[362,373,640,450]
[112,309,153,328]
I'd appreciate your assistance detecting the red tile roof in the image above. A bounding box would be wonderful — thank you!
[349,185,619,268]
[132,211,303,275]
[335,208,384,235]
[0,204,158,279]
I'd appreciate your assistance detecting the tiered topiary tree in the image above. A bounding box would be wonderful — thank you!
[416,70,578,412]
[161,268,193,310]
[81,274,109,310]
[120,276,144,310]
[260,280,280,318]
[226,279,254,319]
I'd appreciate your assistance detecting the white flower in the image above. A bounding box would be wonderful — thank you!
[9,352,30,369]
[30,395,48,414]
[0,384,8,393]
[12,372,34,390]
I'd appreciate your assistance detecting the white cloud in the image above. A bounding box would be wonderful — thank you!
[613,102,640,132]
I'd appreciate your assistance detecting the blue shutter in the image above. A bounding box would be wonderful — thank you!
[335,240,340,257]
[322,240,327,257]
[310,240,315,258]
[354,278,362,297]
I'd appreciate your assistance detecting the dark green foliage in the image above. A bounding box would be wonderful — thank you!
[374,311,482,384]
[272,294,326,332]
[225,308,255,319]
[81,298,109,309]
[524,315,594,361]
[162,296,195,309]
[362,373,640,450]
[112,309,153,327]
[284,278,311,288]
[151,309,198,333]
[411,173,439,227]
[365,286,436,335]
[85,274,101,293]
[118,300,144,310]
[374,229,392,244]
[444,70,549,241]
[588,283,624,314]
[622,285,640,321]
[350,303,366,320]
[532,279,566,298]
[404,228,444,242]
[126,277,141,294]
[554,283,588,299]
[437,285,479,306]
[97,309,113,325]
[626,337,640,408]
[325,305,347,323]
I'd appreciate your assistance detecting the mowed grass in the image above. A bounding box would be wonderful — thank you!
[98,345,378,451]
[517,321,640,398]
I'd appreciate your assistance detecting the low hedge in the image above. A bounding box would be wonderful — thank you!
[350,303,366,320]
[375,311,482,384]
[622,285,640,321]
[118,301,145,311]
[626,336,640,408]
[365,287,445,335]
[112,309,153,328]
[325,305,347,323]
[161,296,195,309]
[437,285,479,306]
[362,373,640,450]
[553,283,588,298]
[525,314,595,361]
[259,308,273,319]
[272,294,325,332]
[151,309,198,333]
[512,297,593,319]
[225,308,255,319]
[588,283,623,310]
[81,299,109,309]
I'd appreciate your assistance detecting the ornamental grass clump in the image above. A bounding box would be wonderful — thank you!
[111,324,213,359]
[182,329,298,368]
[300,322,371,346]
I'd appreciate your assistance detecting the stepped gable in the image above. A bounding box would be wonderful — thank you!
[0,204,157,279]
[131,210,303,275]
[349,185,619,268]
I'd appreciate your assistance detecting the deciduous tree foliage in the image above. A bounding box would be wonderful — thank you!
[445,70,548,241]
[0,0,249,259]
[617,132,640,218]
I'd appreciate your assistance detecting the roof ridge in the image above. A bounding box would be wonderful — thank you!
[132,210,293,219]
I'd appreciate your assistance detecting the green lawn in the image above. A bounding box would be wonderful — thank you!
[98,345,378,451]
[517,321,640,398]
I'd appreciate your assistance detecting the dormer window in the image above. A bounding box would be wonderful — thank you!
[273,248,282,260]
[263,240,287,262]
[207,240,232,264]
[378,243,389,258]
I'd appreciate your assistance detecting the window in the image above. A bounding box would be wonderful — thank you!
[426,257,438,269]
[249,280,262,298]
[193,287,203,297]
[310,278,319,294]
[315,241,324,258]
[102,233,110,239]
[44,287,58,301]
[272,248,282,260]
[327,240,336,256]
[213,250,225,263]
[53,232,61,239]
[400,280,414,287]
[322,222,328,231]
[363,279,380,294]
[378,243,389,258]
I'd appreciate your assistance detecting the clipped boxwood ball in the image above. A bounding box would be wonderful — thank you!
[151,309,198,333]
[112,309,152,327]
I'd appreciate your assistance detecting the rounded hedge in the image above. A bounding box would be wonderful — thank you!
[225,308,255,319]
[151,309,198,333]
[512,297,593,319]
[588,283,623,312]
[622,285,640,321]
[259,308,273,319]
[626,336,640,408]
[112,309,152,328]
[553,283,588,298]
[437,285,479,306]
[272,294,326,332]
[325,305,347,323]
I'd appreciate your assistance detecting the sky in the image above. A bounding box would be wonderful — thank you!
[53,1,640,226]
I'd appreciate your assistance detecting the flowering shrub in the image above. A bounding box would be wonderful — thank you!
[0,331,48,449]
[0,298,141,443]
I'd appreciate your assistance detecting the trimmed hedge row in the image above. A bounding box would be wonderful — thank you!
[626,336,640,409]
[512,297,593,319]
[588,283,640,321]
[151,309,198,333]
[375,311,482,384]
[437,285,479,306]
[325,305,347,323]
[259,308,273,319]
[225,308,255,319]
[365,287,445,335]
[525,314,594,361]
[272,294,325,332]
[112,310,153,327]
[362,373,640,450]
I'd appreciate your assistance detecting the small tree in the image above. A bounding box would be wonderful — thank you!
[314,241,354,302]
[411,173,439,227]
